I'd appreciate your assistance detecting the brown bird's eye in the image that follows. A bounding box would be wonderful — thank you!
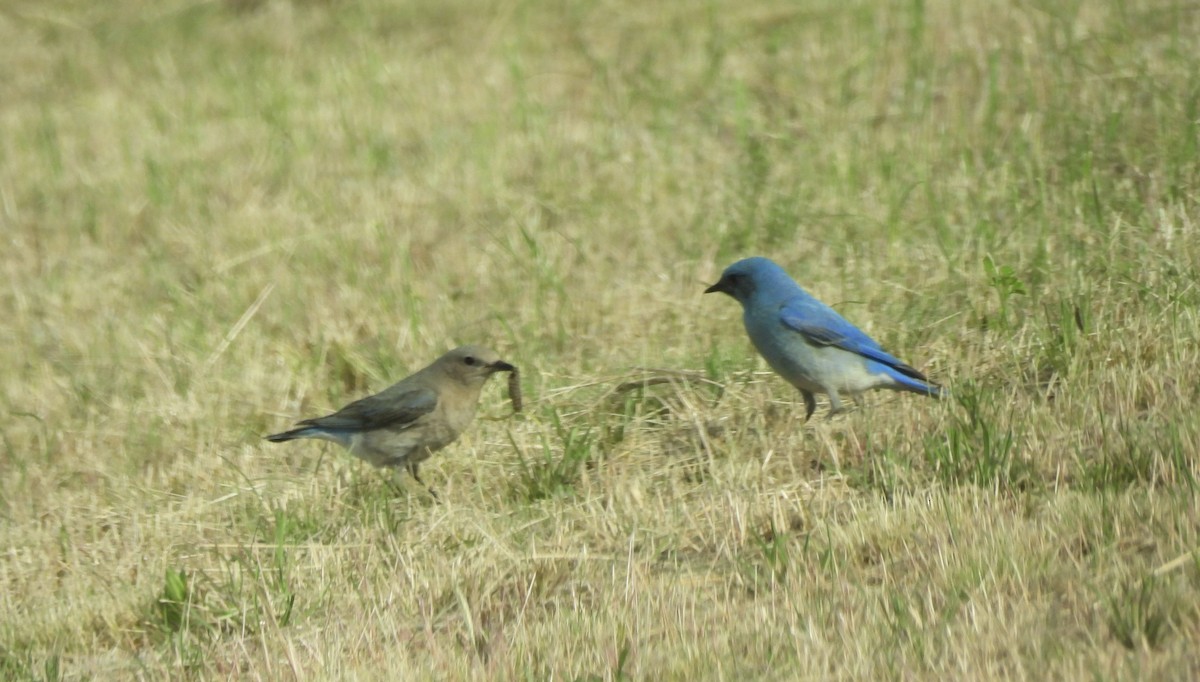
[464,356,476,366]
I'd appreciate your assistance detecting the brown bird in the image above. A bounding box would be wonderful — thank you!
[266,345,516,495]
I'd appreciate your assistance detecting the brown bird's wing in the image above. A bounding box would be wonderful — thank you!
[297,387,438,432]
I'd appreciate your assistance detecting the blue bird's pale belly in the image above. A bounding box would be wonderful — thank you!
[745,314,896,396]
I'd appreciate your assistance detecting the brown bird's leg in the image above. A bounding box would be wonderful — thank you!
[407,463,439,501]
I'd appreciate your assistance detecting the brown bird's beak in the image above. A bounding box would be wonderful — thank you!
[490,360,517,372]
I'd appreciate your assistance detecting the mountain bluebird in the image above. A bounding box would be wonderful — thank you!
[266,345,516,494]
[705,257,943,420]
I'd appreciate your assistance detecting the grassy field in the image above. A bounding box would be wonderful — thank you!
[3,0,1199,678]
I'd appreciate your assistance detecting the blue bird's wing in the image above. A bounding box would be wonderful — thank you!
[298,387,438,432]
[778,298,929,382]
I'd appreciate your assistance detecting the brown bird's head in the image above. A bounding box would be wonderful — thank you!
[434,345,516,387]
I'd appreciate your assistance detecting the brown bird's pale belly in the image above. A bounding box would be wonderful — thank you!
[348,409,474,469]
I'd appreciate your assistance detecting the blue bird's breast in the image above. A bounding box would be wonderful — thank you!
[742,304,819,389]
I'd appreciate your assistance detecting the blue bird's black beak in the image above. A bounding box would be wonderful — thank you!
[490,360,517,373]
[704,279,727,295]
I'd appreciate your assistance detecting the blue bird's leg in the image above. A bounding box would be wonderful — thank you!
[826,390,846,418]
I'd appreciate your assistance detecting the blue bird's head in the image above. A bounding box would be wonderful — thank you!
[704,256,797,304]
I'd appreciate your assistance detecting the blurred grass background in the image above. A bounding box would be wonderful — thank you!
[2,0,1199,678]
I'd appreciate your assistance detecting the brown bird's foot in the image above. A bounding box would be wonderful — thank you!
[384,469,408,497]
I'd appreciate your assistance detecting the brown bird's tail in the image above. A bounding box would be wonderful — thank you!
[264,427,317,443]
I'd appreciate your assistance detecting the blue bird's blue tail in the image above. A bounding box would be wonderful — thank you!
[868,361,946,399]
[895,374,946,399]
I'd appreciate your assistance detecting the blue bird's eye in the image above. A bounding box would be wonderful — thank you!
[464,356,476,366]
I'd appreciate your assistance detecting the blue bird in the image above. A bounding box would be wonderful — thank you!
[705,257,943,421]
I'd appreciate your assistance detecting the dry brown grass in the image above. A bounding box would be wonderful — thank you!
[3,0,1200,678]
